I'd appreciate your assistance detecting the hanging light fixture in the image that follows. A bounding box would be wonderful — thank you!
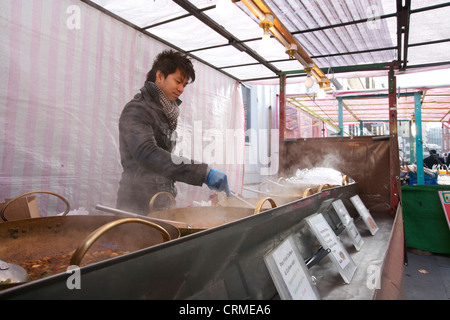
[304,65,315,89]
[241,0,331,92]
[305,75,315,89]
[259,14,274,42]
[257,14,274,52]
[285,43,297,59]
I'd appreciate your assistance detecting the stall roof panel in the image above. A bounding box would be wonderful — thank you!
[149,16,229,51]
[91,0,188,28]
[192,46,259,69]
[85,0,450,82]
[201,2,264,41]
[409,7,450,44]
[260,0,397,66]
[222,64,276,80]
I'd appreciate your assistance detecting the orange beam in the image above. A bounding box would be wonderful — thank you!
[242,0,329,86]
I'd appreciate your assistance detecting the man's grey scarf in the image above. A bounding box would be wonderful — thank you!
[149,82,180,131]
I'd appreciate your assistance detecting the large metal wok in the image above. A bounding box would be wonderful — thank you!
[217,195,295,208]
[258,179,339,197]
[0,191,179,289]
[217,179,343,209]
[147,192,277,235]
[217,186,313,209]
[252,174,350,199]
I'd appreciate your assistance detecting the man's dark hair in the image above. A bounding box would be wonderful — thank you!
[146,49,195,84]
[430,149,437,155]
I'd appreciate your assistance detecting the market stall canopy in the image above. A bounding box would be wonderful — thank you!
[287,85,450,125]
[84,0,450,82]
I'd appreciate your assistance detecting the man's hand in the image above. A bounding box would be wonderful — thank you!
[205,169,231,196]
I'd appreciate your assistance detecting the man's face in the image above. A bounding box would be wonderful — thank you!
[155,68,188,102]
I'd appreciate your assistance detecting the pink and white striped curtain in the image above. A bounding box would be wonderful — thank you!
[0,0,245,215]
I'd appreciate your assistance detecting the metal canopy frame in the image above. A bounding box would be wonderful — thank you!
[82,0,450,83]
[83,0,450,142]
[172,0,280,75]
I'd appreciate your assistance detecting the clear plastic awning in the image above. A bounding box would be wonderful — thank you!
[85,0,450,82]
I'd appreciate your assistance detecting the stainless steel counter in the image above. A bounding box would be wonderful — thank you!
[0,183,404,300]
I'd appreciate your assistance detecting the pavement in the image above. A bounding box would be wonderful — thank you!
[404,249,450,300]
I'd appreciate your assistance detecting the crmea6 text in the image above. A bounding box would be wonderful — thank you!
[223,304,270,315]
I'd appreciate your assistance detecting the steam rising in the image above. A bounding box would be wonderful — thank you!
[285,167,354,186]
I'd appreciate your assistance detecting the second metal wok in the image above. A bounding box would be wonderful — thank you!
[258,179,338,197]
[147,195,276,235]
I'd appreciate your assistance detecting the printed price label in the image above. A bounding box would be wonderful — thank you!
[350,195,379,235]
[332,199,364,250]
[264,236,320,300]
[306,213,357,283]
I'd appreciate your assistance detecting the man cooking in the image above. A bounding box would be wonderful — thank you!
[116,49,230,214]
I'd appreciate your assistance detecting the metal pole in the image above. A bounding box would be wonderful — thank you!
[414,91,424,185]
[338,97,344,137]
[279,74,286,140]
[388,64,400,214]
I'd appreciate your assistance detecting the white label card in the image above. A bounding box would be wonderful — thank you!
[332,199,364,251]
[346,220,364,251]
[264,236,321,300]
[332,199,353,226]
[350,195,379,235]
[306,213,357,283]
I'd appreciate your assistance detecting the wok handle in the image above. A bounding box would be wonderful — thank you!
[69,218,171,266]
[148,192,176,212]
[302,188,313,198]
[0,190,70,222]
[276,177,286,184]
[253,197,276,214]
[258,181,269,192]
[342,175,349,185]
[317,184,331,192]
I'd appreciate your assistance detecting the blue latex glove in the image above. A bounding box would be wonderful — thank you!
[205,169,231,196]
